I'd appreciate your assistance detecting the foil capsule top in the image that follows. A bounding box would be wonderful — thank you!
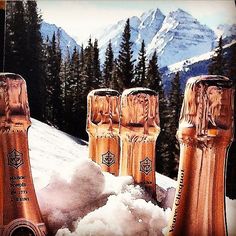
[179,75,234,139]
[87,88,120,137]
[0,73,31,130]
[120,87,160,136]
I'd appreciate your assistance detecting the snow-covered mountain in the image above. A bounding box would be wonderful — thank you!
[216,24,236,44]
[161,40,236,91]
[40,22,81,58]
[146,9,216,67]
[92,8,216,67]
[40,8,235,70]
[28,118,235,235]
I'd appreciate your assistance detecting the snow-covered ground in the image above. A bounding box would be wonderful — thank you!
[28,119,235,235]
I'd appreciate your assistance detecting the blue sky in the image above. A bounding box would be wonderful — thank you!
[38,0,236,44]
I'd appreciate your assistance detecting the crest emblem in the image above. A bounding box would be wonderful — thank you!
[8,149,24,169]
[102,151,115,167]
[140,157,152,175]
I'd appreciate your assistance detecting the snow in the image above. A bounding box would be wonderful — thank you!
[27,119,235,235]
[215,24,236,40]
[167,40,236,73]
[146,8,216,67]
[40,22,81,58]
[226,198,236,236]
[29,119,88,190]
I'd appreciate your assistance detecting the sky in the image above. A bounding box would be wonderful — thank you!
[38,0,236,44]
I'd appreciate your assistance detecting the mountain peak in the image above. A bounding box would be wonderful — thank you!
[168,8,196,22]
[140,8,165,26]
[40,22,81,58]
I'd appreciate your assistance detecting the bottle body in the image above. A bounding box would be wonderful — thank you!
[0,73,47,236]
[0,130,47,236]
[120,131,157,195]
[168,75,234,236]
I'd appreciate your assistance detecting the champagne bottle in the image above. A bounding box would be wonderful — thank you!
[119,88,160,198]
[87,89,120,176]
[0,74,47,236]
[168,75,234,236]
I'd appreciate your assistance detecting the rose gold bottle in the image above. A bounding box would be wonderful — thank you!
[87,89,120,176]
[0,73,47,236]
[168,75,234,236]
[119,88,160,198]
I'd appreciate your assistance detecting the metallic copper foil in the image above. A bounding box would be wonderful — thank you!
[87,89,120,176]
[0,1,5,10]
[168,75,234,236]
[119,88,160,198]
[0,74,47,236]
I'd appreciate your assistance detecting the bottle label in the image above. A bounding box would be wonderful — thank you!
[169,169,184,232]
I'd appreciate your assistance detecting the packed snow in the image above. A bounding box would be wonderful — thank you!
[28,119,235,235]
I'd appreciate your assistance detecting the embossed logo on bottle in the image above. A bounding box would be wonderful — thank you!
[140,157,152,175]
[102,151,115,167]
[8,149,24,169]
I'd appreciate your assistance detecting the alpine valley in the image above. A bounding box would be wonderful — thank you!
[40,8,236,89]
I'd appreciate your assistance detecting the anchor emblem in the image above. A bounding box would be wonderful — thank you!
[8,149,24,169]
[102,151,115,167]
[140,157,152,175]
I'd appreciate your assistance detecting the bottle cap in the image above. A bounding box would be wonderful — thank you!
[0,73,31,130]
[120,87,160,136]
[179,75,234,138]
[87,88,120,137]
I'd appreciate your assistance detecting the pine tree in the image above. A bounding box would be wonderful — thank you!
[110,59,123,92]
[76,45,91,140]
[226,43,236,198]
[117,18,135,89]
[134,40,146,86]
[145,51,161,90]
[144,51,169,176]
[25,0,46,120]
[93,39,101,87]
[45,32,63,128]
[103,40,114,87]
[5,1,46,121]
[5,1,27,75]
[84,37,94,91]
[61,47,72,131]
[167,72,183,179]
[208,36,225,75]
[226,43,236,81]
[70,47,81,136]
